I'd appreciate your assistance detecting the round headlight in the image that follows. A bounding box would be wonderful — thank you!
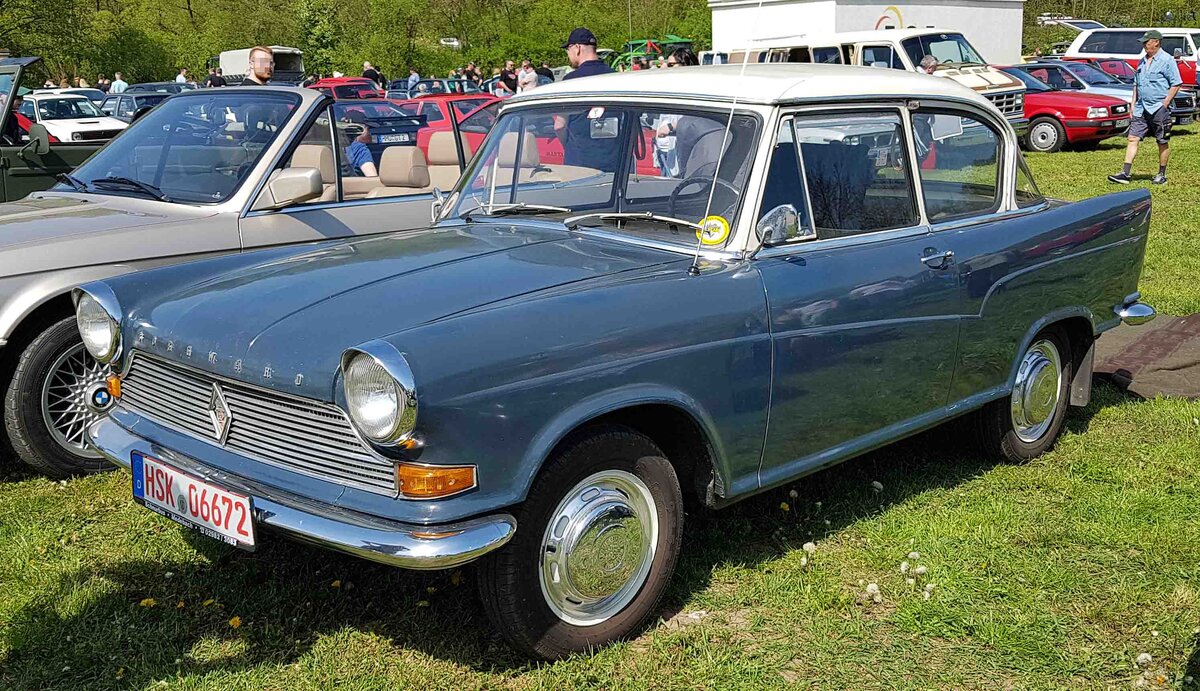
[76,292,119,362]
[344,352,408,442]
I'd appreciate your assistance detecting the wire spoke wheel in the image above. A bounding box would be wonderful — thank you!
[39,343,105,457]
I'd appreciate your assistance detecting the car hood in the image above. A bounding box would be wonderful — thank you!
[0,193,213,276]
[1028,90,1128,107]
[42,117,126,132]
[125,223,684,400]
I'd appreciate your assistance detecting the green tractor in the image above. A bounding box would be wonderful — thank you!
[606,36,694,70]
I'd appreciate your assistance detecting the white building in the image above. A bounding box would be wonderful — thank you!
[709,0,1027,65]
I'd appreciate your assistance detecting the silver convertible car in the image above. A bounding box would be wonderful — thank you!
[79,65,1155,658]
[0,86,482,478]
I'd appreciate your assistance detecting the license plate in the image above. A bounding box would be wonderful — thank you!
[379,133,410,143]
[1116,119,1130,128]
[1180,116,1193,125]
[132,452,256,549]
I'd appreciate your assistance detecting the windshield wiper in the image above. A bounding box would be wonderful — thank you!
[462,202,572,221]
[565,211,701,231]
[55,173,88,192]
[89,176,170,202]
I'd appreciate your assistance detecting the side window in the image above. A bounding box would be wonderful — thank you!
[19,101,34,118]
[101,98,116,115]
[794,112,919,238]
[911,109,1001,222]
[1015,155,1044,208]
[276,106,337,206]
[1161,36,1192,57]
[117,98,135,119]
[861,45,904,70]
[812,47,842,64]
[755,118,811,242]
[333,102,431,199]
[420,103,446,123]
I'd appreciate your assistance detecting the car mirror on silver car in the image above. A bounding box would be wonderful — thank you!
[757,204,814,246]
[257,167,323,210]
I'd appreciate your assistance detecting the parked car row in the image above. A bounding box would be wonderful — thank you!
[0,55,1161,659]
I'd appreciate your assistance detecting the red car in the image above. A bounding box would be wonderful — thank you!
[1060,56,1138,83]
[395,93,499,157]
[309,77,384,100]
[999,66,1131,152]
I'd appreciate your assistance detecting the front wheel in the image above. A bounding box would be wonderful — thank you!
[975,328,1072,462]
[476,425,683,659]
[1025,117,1066,153]
[4,316,116,478]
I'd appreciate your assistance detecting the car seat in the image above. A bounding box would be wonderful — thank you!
[366,147,431,197]
[289,144,338,202]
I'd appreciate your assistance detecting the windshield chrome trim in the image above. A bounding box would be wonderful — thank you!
[242,190,434,219]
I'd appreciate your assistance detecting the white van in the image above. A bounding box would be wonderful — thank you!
[207,46,305,86]
[713,29,1028,134]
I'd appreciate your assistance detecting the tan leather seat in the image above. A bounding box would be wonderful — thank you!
[427,131,472,191]
[366,147,431,198]
[492,132,597,184]
[290,144,338,202]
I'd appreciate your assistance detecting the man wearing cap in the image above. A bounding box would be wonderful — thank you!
[1108,30,1182,185]
[552,28,619,172]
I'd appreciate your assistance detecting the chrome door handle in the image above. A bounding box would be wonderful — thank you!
[920,249,954,269]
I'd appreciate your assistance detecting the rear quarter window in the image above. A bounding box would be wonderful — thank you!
[1079,31,1145,55]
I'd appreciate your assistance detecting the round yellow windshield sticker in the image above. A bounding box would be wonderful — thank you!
[697,216,730,246]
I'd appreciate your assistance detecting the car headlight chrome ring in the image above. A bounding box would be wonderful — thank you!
[73,288,121,364]
[341,343,418,445]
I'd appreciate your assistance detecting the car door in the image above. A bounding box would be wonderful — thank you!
[754,109,960,488]
[0,59,101,202]
[238,102,449,249]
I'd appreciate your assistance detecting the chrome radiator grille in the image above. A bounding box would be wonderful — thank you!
[119,352,396,494]
[986,90,1025,118]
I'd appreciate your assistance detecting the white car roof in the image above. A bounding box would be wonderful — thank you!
[26,93,89,101]
[513,63,993,109]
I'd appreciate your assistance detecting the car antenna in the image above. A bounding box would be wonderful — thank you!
[687,0,766,276]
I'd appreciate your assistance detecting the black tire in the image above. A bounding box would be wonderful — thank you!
[5,316,113,479]
[476,425,683,659]
[975,327,1072,463]
[1025,117,1066,153]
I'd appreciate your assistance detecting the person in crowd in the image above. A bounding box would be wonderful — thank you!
[464,62,481,84]
[42,80,54,88]
[58,79,69,88]
[175,68,188,84]
[3,94,25,145]
[555,28,618,170]
[342,111,378,177]
[406,68,420,90]
[500,60,519,94]
[363,61,383,88]
[110,72,128,93]
[919,55,938,74]
[96,75,110,92]
[1109,30,1182,185]
[518,59,539,92]
[243,46,274,85]
[536,60,555,82]
[204,68,224,87]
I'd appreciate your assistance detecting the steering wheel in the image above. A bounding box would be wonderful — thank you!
[667,175,741,219]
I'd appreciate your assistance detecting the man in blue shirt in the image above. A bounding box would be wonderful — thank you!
[554,28,619,171]
[1108,30,1183,185]
[342,111,378,177]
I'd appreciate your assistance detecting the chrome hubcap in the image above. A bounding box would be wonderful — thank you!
[539,470,658,626]
[1031,123,1057,150]
[41,343,108,457]
[1010,339,1062,443]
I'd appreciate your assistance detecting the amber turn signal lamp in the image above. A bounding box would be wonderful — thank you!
[106,374,122,399]
[396,463,476,499]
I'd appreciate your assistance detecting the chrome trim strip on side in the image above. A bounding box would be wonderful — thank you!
[928,202,1052,234]
[244,191,434,219]
[88,418,516,570]
[754,224,929,259]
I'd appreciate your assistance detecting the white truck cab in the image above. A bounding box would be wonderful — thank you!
[705,29,1028,135]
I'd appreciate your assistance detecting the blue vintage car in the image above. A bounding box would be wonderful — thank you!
[79,65,1156,658]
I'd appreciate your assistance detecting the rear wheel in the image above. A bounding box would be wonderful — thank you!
[975,328,1072,462]
[1026,117,1066,153]
[476,425,683,659]
[5,317,115,479]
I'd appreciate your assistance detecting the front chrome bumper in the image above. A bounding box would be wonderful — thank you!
[87,418,516,570]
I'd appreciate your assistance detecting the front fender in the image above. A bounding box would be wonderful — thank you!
[0,265,139,344]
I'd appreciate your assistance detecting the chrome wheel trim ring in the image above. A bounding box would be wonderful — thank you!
[1010,338,1063,444]
[1030,122,1058,150]
[40,343,106,457]
[539,469,659,627]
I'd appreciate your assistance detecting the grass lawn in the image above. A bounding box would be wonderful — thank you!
[2,128,1200,690]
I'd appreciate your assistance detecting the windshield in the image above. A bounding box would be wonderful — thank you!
[901,33,986,66]
[1062,62,1122,86]
[1099,60,1135,79]
[63,91,299,204]
[447,104,760,246]
[1002,68,1052,92]
[39,98,104,119]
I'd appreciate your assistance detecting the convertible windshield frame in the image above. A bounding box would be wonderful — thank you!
[446,100,764,251]
[62,90,305,206]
